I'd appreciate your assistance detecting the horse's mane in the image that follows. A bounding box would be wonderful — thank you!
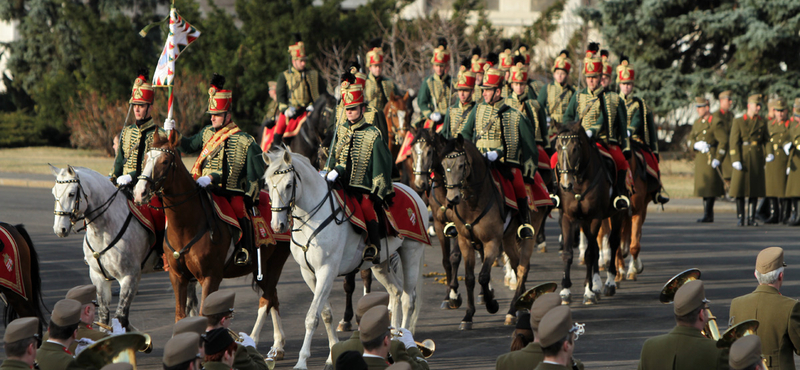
[265,146,313,174]
[441,137,487,174]
[411,127,433,146]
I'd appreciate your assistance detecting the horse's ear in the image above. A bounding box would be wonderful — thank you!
[167,131,180,148]
[403,90,410,101]
[49,163,61,177]
[262,151,271,167]
[67,165,76,176]
[283,149,292,164]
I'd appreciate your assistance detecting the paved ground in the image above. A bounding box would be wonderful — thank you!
[0,185,797,369]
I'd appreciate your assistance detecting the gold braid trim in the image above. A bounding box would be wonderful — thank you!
[350,128,379,190]
[577,91,601,131]
[475,103,502,151]
[502,110,522,165]
[605,92,621,142]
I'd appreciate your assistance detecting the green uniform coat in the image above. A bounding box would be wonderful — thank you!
[441,100,476,139]
[712,110,735,180]
[112,118,165,179]
[730,114,768,197]
[526,80,542,102]
[232,344,268,370]
[330,330,429,370]
[331,105,389,146]
[506,92,549,149]
[276,68,326,111]
[688,115,726,197]
[36,342,80,370]
[563,87,629,151]
[765,119,791,197]
[365,74,398,114]
[326,116,394,202]
[43,322,108,354]
[784,118,800,197]
[537,82,575,140]
[637,325,729,370]
[622,94,658,155]
[729,285,800,370]
[0,359,32,370]
[202,361,232,370]
[532,362,571,370]
[417,74,452,122]
[363,355,389,370]
[262,99,279,125]
[495,342,584,370]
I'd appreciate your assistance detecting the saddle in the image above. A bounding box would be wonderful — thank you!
[0,225,27,299]
[333,185,431,245]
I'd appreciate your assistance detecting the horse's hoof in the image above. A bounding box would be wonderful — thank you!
[583,295,598,305]
[603,284,616,297]
[477,294,485,305]
[267,347,284,361]
[635,259,644,274]
[504,276,511,287]
[504,314,516,326]
[627,272,637,281]
[449,294,463,309]
[440,300,452,310]
[615,274,624,283]
[486,299,499,314]
[459,321,473,330]
[599,265,606,272]
[336,320,352,332]
[560,288,571,305]
[537,244,547,253]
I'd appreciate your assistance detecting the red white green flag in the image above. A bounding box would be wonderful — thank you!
[152,8,200,87]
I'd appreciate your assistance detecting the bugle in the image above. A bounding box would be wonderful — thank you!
[390,329,436,358]
[659,268,720,341]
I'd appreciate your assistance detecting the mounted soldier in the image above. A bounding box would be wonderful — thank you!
[323,71,394,263]
[165,74,265,266]
[537,50,575,155]
[459,65,537,240]
[333,61,389,144]
[498,39,514,98]
[600,50,613,91]
[258,81,279,151]
[417,38,452,132]
[365,38,399,115]
[441,58,477,140]
[470,47,486,103]
[514,44,540,102]
[506,55,549,163]
[562,42,630,210]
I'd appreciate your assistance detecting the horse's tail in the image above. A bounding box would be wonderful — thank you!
[4,225,48,331]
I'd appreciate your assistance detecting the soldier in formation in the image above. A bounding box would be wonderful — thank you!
[689,96,726,222]
[784,98,800,225]
[762,97,791,224]
[417,38,452,132]
[730,94,768,226]
[537,50,575,154]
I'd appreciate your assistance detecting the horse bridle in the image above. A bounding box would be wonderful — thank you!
[269,166,297,215]
[386,106,408,146]
[54,174,120,232]
[556,134,581,177]
[137,147,178,197]
[442,151,470,191]
[411,137,431,177]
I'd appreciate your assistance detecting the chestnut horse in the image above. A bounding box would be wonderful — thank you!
[385,92,424,192]
[616,142,657,281]
[132,133,291,360]
[0,223,46,335]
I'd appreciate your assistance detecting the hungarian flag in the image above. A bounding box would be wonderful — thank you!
[152,8,200,87]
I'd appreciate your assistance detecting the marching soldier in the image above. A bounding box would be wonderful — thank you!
[167,74,265,266]
[266,34,327,149]
[730,94,768,226]
[365,38,399,114]
[689,96,726,222]
[600,50,613,91]
[163,333,203,370]
[763,97,791,224]
[36,299,82,370]
[617,57,669,204]
[729,335,765,370]
[417,38,452,132]
[323,72,394,263]
[531,306,582,370]
[1,318,39,370]
[784,98,800,226]
[441,58,477,139]
[460,66,537,240]
[498,39,514,98]
[562,42,631,210]
[537,50,575,154]
[638,280,729,370]
[730,247,800,370]
[201,290,269,370]
[713,91,735,188]
[258,81,279,151]
[470,47,486,103]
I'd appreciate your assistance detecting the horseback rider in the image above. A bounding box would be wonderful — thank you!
[470,47,486,103]
[459,66,537,240]
[537,50,575,155]
[617,57,669,205]
[600,50,614,91]
[111,69,167,269]
[417,38,452,132]
[506,56,549,166]
[562,43,631,210]
[264,34,327,150]
[514,44,541,102]
[323,71,394,263]
[332,61,390,144]
[498,39,514,98]
[165,74,265,266]
[364,38,399,115]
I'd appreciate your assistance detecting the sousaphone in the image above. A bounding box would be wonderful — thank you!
[75,333,150,370]
[513,282,558,311]
[659,268,720,341]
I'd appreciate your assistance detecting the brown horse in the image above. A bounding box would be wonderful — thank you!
[554,123,625,305]
[0,223,46,336]
[132,133,291,359]
[440,136,545,328]
[385,92,424,191]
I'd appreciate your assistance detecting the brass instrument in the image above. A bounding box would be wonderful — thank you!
[93,322,152,353]
[390,329,436,358]
[94,321,112,331]
[716,320,769,370]
[513,282,558,311]
[659,268,720,341]
[228,329,243,342]
[75,333,148,370]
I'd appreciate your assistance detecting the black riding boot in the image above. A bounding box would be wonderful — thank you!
[697,197,715,223]
[782,198,792,224]
[154,227,165,270]
[613,171,630,210]
[755,198,771,222]
[789,199,800,226]
[234,217,252,266]
[516,198,535,240]
[764,197,779,224]
[363,220,382,263]
[654,190,670,205]
[747,198,759,226]
[735,197,745,226]
[271,133,284,149]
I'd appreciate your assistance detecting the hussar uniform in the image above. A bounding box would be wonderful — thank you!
[498,40,513,98]
[600,50,614,91]
[441,59,477,139]
[470,48,487,104]
[762,97,791,223]
[730,94,768,226]
[784,99,800,225]
[505,60,548,152]
[332,64,389,145]
[417,38,452,132]
[364,38,399,114]
[537,50,574,150]
[258,81,279,150]
[514,45,541,102]
[712,91,735,181]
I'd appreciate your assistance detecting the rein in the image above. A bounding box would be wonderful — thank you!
[442,149,499,249]
[556,133,610,201]
[53,176,123,233]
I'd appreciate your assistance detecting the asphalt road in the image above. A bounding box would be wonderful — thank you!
[1,185,798,369]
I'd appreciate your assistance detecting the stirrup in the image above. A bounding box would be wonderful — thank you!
[517,224,535,239]
[443,222,458,238]
[550,194,561,208]
[614,195,630,210]
[362,244,379,262]
[234,248,250,266]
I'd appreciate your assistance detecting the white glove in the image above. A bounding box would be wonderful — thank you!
[74,338,95,355]
[766,154,775,162]
[238,332,256,349]
[396,328,416,350]
[733,161,743,171]
[788,167,792,176]
[164,118,176,131]
[116,174,132,186]
[693,141,709,153]
[627,130,632,138]
[785,142,792,156]
[110,318,126,336]
[326,170,339,182]
[284,107,297,118]
[586,130,593,138]
[319,170,328,177]
[484,151,498,162]
[430,112,442,123]
[306,105,314,113]
[711,159,720,169]
[196,175,212,188]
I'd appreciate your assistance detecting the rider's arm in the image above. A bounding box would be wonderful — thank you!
[174,126,209,155]
[246,139,266,202]
[111,127,126,178]
[275,72,290,112]
[562,93,578,126]
[536,83,548,115]
[616,97,630,152]
[441,108,452,139]
[369,133,395,202]
[458,106,478,141]
[417,77,434,119]
[535,102,550,149]
[373,108,389,145]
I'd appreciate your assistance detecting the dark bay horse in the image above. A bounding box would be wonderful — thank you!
[440,136,544,328]
[554,123,625,305]
[132,133,292,360]
[0,223,46,335]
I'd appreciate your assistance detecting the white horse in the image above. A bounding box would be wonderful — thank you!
[263,148,427,370]
[50,165,199,329]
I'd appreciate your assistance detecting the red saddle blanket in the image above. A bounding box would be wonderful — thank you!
[538,146,551,170]
[128,199,161,249]
[635,149,660,180]
[210,191,291,246]
[490,170,553,212]
[0,226,27,300]
[260,111,309,151]
[333,185,431,245]
[396,131,415,164]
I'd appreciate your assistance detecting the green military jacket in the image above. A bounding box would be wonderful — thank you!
[43,321,108,353]
[36,342,80,370]
[532,362,570,370]
[365,74,398,114]
[441,100,476,139]
[785,117,800,197]
[330,331,429,370]
[0,359,31,370]
[730,285,800,370]
[730,114,768,198]
[622,94,658,154]
[231,344,268,370]
[712,109,735,180]
[262,99,279,125]
[537,82,575,128]
[326,116,394,202]
[495,342,584,370]
[563,87,628,150]
[332,104,389,146]
[417,74,452,121]
[637,325,729,370]
[526,80,542,101]
[276,67,326,111]
[177,124,265,201]
[203,361,232,370]
[765,118,791,197]
[472,85,483,107]
[689,114,726,198]
[460,99,538,181]
[506,92,549,148]
[363,355,389,370]
[112,118,165,179]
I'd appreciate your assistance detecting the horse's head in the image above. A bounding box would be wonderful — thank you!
[441,135,472,204]
[384,91,413,146]
[50,164,85,237]
[263,146,299,234]
[133,132,180,205]
[410,127,445,192]
[555,122,591,192]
